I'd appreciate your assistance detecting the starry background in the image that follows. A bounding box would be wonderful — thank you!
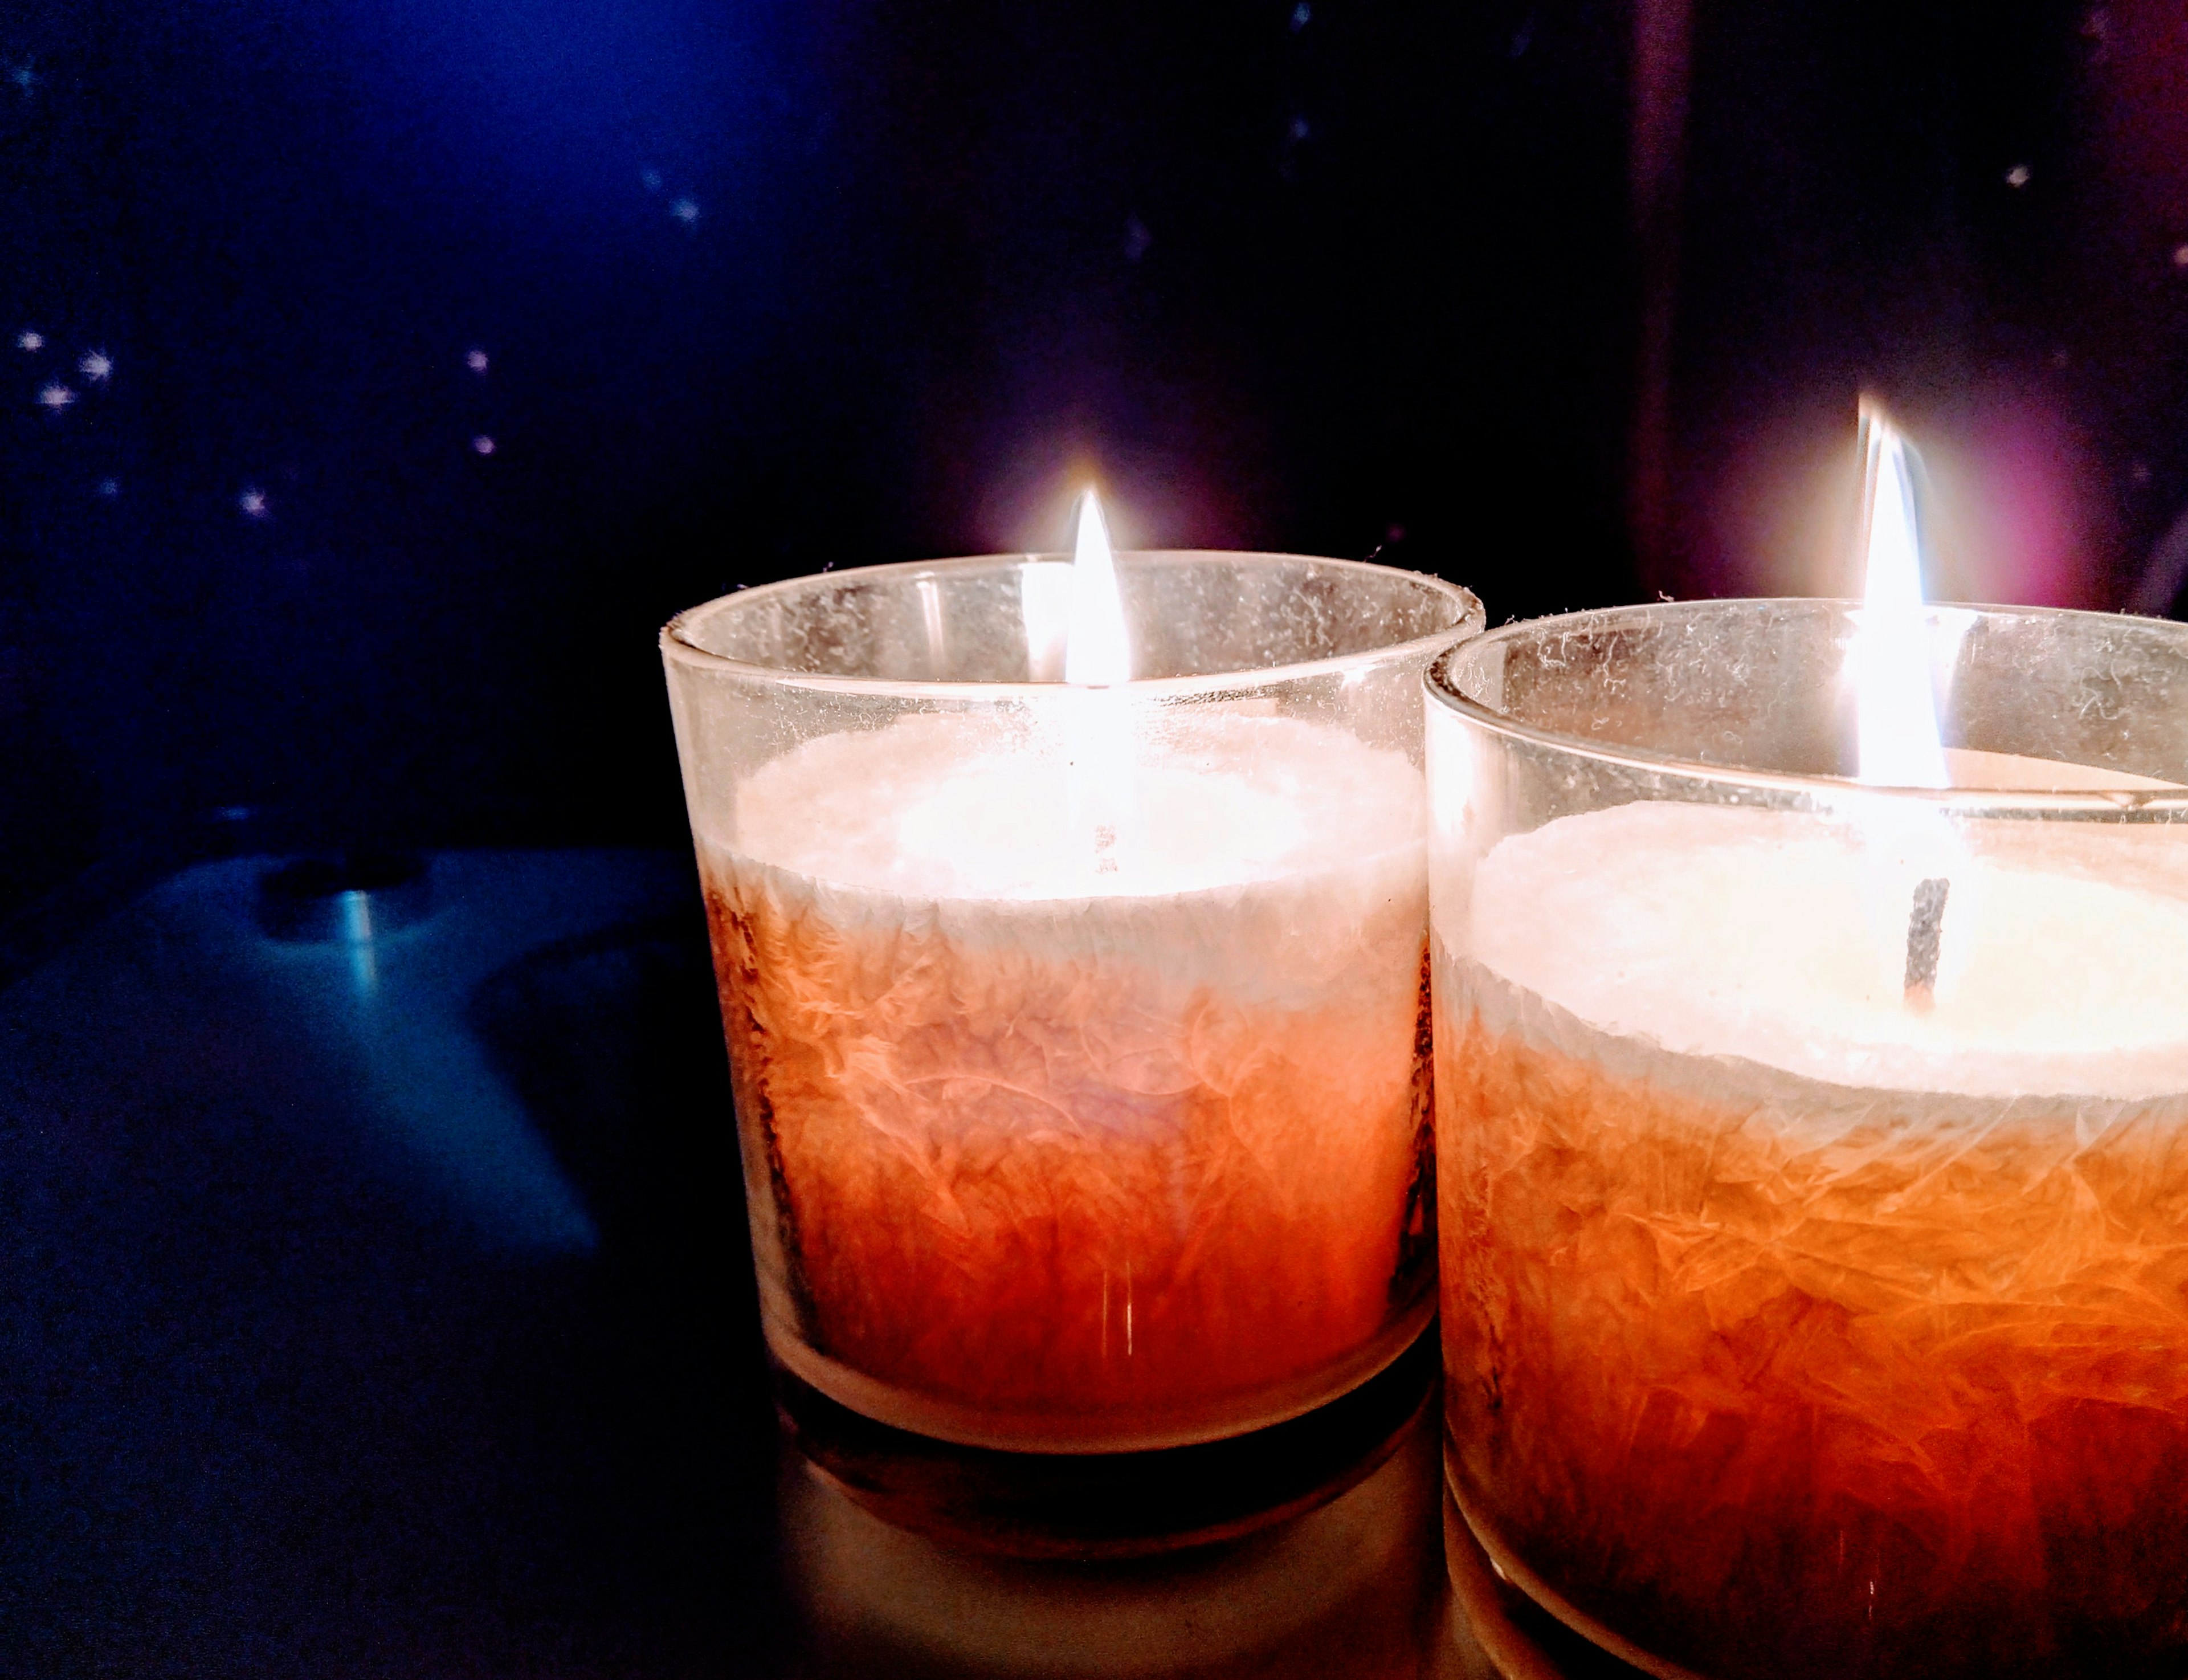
[6,0,2187,919]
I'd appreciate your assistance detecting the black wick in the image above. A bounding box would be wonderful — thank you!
[1904,876,1950,1009]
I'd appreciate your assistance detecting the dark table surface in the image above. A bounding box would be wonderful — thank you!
[0,846,1640,1678]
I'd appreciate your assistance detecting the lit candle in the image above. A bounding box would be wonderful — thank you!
[1428,411,2188,1680]
[665,498,1480,1451]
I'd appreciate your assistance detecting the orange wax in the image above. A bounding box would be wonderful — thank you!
[708,854,1436,1452]
[1437,960,2188,1680]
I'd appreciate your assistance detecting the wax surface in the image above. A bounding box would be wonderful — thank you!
[1464,802,2188,1097]
[733,708,1423,902]
[1438,800,2188,1680]
[709,708,1436,1449]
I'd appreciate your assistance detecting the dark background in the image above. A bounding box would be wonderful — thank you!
[9,0,2188,914]
[9,7,2188,1674]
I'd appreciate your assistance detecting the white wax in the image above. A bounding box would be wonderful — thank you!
[1457,801,2188,1099]
[732,709,1421,902]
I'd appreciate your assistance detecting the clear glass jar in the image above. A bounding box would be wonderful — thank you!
[1427,598,2188,1680]
[664,550,1480,1452]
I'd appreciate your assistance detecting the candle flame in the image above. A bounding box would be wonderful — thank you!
[1847,401,1961,1011]
[1853,400,1948,788]
[1065,488,1131,687]
[1059,487,1133,872]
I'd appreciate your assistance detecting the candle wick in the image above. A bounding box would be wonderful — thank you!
[1903,875,1950,1009]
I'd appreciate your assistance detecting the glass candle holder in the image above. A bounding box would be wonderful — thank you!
[1426,599,2188,1680]
[664,551,1481,1453]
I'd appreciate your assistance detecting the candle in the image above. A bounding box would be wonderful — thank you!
[1427,415,2188,1679]
[1439,805,2188,1680]
[666,504,1480,1451]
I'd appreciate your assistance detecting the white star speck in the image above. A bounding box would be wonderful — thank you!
[472,434,496,455]
[2007,164,2031,187]
[465,348,489,373]
[671,197,701,224]
[239,487,269,518]
[17,330,43,351]
[78,350,111,382]
[37,382,74,410]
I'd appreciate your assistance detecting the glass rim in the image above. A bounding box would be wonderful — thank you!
[1426,596,2188,816]
[661,549,1484,699]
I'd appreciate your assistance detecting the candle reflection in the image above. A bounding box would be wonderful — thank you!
[781,1385,1466,1679]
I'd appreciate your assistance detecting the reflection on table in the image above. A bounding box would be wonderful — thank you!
[784,1385,1481,1679]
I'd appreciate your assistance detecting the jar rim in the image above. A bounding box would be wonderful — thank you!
[1427,597,2188,816]
[661,549,1484,698]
